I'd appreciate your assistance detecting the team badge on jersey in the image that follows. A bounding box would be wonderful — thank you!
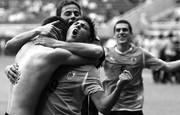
[130,57,137,64]
[67,72,75,79]
[110,57,116,62]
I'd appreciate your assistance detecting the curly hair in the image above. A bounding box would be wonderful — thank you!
[74,16,96,43]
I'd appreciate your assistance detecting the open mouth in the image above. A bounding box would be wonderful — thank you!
[118,33,127,38]
[117,34,128,43]
[72,28,78,35]
[122,34,127,37]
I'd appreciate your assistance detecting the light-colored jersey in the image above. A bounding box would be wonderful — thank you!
[37,65,103,115]
[103,45,165,111]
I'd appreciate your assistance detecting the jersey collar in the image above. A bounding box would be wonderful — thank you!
[114,44,134,55]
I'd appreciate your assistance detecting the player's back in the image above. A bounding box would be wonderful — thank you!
[9,38,61,115]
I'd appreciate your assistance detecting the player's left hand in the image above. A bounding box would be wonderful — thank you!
[5,63,20,85]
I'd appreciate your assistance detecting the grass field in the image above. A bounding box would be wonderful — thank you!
[0,55,180,115]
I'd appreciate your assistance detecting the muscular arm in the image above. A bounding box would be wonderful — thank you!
[53,41,103,59]
[5,24,55,55]
[48,47,98,66]
[5,29,39,55]
[34,38,104,59]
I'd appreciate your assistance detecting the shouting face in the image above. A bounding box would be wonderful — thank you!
[66,20,91,43]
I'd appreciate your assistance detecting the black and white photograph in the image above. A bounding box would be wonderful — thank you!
[0,0,180,115]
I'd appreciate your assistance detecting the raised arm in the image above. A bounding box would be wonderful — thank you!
[5,29,39,55]
[33,37,104,59]
[90,70,133,114]
[5,24,55,55]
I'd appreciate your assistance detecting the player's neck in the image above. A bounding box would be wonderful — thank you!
[116,43,131,53]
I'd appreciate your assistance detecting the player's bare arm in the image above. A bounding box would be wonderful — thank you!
[161,60,180,72]
[90,70,133,114]
[33,37,104,59]
[145,50,180,72]
[5,24,55,55]
[47,46,99,66]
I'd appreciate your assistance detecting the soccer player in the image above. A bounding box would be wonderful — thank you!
[102,19,180,115]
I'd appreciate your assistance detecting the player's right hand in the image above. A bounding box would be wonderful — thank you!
[35,21,61,39]
[116,70,133,88]
[5,63,20,85]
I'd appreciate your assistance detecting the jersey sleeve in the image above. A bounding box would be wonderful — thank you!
[143,48,165,70]
[82,67,104,95]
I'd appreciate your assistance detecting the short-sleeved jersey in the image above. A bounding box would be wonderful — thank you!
[37,65,103,115]
[103,44,165,111]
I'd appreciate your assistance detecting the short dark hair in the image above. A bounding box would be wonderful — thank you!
[41,16,69,41]
[75,16,96,43]
[56,0,81,16]
[114,19,133,34]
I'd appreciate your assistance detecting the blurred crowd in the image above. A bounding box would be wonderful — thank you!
[0,0,56,23]
[0,0,143,24]
[140,32,180,84]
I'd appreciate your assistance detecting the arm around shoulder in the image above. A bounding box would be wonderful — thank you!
[51,41,104,59]
[47,47,98,66]
[5,29,40,55]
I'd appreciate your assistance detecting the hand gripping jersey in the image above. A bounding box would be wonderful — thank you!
[103,45,164,111]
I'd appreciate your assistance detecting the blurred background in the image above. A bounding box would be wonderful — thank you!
[0,0,180,115]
